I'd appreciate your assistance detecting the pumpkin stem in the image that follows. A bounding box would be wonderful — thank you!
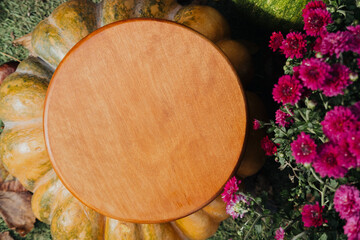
[13,33,35,56]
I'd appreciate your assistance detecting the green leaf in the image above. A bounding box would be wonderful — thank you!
[319,233,328,240]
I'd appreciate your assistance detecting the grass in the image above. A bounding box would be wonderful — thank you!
[0,218,51,240]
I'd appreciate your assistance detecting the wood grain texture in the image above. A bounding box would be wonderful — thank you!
[44,19,247,223]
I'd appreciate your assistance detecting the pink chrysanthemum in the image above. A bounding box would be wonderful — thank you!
[347,25,360,54]
[221,176,241,204]
[291,132,317,164]
[274,227,285,240]
[321,31,354,58]
[312,27,328,52]
[338,138,357,169]
[321,106,358,142]
[280,32,307,59]
[321,63,351,97]
[275,109,293,127]
[350,101,360,120]
[225,194,250,219]
[303,8,332,36]
[303,0,327,15]
[347,131,360,165]
[301,202,326,227]
[344,215,360,240]
[313,37,323,52]
[269,32,284,52]
[261,136,277,156]
[313,143,348,178]
[253,119,261,130]
[334,185,360,220]
[358,58,360,69]
[272,75,303,105]
[298,58,331,90]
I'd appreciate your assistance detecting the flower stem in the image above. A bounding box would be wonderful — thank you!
[310,167,324,184]
[321,185,327,206]
[244,215,262,240]
[319,93,329,110]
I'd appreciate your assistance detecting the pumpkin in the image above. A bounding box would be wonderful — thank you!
[0,0,266,239]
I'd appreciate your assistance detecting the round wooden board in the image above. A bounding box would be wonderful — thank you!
[44,19,247,223]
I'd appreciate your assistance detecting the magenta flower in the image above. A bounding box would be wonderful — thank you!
[301,202,326,227]
[298,58,331,90]
[347,131,360,165]
[338,138,357,169]
[269,32,284,52]
[344,215,360,240]
[334,185,360,220]
[303,0,327,15]
[253,119,261,130]
[321,106,358,142]
[291,132,317,164]
[274,227,285,240]
[313,142,348,178]
[280,32,307,59]
[303,8,332,36]
[272,75,303,105]
[226,194,250,219]
[321,63,351,97]
[275,109,293,127]
[261,136,277,156]
[221,176,241,204]
[347,25,360,54]
[313,37,323,52]
[321,31,354,58]
[350,101,360,119]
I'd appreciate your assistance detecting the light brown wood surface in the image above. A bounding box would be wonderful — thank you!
[44,19,247,223]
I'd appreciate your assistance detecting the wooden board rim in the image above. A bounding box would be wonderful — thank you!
[43,18,248,223]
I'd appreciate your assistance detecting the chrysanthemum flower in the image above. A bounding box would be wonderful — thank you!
[338,138,357,169]
[303,8,332,36]
[275,109,293,127]
[344,215,360,240]
[334,185,360,220]
[269,32,284,52]
[303,0,327,15]
[347,25,360,54]
[272,75,303,105]
[226,194,250,219]
[280,32,307,59]
[298,58,331,90]
[253,119,261,130]
[221,176,241,204]
[321,31,354,58]
[291,132,317,164]
[321,106,358,142]
[347,131,360,165]
[321,63,351,97]
[313,142,348,178]
[301,202,326,227]
[275,227,285,240]
[261,136,277,156]
[350,101,360,119]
